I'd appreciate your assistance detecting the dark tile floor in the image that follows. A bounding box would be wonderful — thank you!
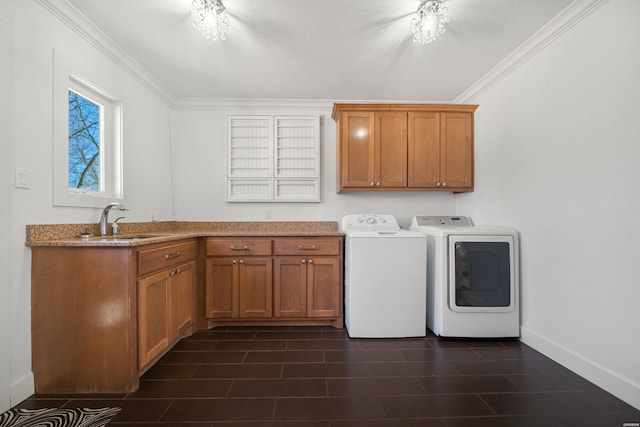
[18,326,640,426]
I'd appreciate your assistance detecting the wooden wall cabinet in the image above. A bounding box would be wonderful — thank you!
[204,236,343,327]
[333,103,478,193]
[338,111,407,189]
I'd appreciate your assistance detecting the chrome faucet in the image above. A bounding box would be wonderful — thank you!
[99,202,126,236]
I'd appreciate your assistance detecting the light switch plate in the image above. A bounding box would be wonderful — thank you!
[15,168,32,189]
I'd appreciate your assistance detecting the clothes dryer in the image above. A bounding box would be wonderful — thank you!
[410,216,519,338]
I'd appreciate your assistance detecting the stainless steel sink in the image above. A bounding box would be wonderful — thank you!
[100,234,159,240]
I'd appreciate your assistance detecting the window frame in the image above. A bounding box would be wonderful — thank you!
[53,50,123,208]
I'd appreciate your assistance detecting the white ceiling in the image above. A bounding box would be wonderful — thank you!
[64,0,574,102]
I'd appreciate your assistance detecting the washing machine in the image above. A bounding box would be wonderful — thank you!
[410,216,520,338]
[341,214,427,338]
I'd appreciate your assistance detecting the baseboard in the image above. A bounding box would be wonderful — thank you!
[11,371,34,407]
[520,326,640,410]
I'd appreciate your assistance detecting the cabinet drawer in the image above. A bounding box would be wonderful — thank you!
[206,238,272,256]
[138,241,196,276]
[274,238,341,256]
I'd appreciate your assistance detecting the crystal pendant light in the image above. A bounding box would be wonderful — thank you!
[192,0,229,41]
[410,0,449,45]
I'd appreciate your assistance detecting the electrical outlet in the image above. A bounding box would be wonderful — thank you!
[266,209,272,219]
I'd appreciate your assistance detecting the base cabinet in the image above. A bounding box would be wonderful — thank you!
[204,236,343,327]
[274,257,341,319]
[306,257,341,318]
[137,242,196,371]
[138,260,195,370]
[273,258,307,317]
[31,239,197,393]
[205,257,273,319]
[30,231,341,394]
[138,270,170,369]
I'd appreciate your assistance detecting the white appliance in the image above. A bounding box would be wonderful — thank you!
[410,216,520,338]
[341,214,427,338]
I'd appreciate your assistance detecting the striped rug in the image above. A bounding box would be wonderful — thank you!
[0,407,120,427]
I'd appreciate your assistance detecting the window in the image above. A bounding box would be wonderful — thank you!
[53,67,123,207]
[68,89,102,191]
[226,115,320,202]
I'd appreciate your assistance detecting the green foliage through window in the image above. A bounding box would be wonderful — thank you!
[68,90,101,191]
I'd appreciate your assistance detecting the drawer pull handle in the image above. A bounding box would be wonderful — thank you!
[230,246,249,250]
[298,245,317,250]
[165,252,183,260]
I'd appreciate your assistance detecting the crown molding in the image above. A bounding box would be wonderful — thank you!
[36,0,177,107]
[172,98,336,111]
[454,0,610,104]
[38,0,609,109]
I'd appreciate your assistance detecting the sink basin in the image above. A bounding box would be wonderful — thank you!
[90,234,161,240]
[105,234,159,240]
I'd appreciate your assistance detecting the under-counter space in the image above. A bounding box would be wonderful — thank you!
[28,221,343,394]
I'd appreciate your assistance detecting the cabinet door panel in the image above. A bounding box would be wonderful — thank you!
[274,258,307,317]
[307,258,341,318]
[441,112,473,190]
[408,112,440,188]
[238,258,273,318]
[375,111,407,188]
[170,261,194,341]
[205,258,237,319]
[138,271,170,368]
[340,112,375,188]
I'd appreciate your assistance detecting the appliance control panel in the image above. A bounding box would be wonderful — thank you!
[341,214,400,232]
[412,216,473,227]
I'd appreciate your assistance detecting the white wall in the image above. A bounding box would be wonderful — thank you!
[6,0,175,405]
[457,0,640,409]
[0,0,15,414]
[170,106,456,226]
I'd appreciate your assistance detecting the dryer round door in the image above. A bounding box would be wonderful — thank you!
[447,234,517,313]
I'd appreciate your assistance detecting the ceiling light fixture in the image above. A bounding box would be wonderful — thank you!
[410,0,449,45]
[191,0,229,41]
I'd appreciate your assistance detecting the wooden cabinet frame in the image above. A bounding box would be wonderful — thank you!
[30,233,342,394]
[333,103,478,193]
[203,236,343,328]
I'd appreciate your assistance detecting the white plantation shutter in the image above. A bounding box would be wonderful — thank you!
[227,115,320,202]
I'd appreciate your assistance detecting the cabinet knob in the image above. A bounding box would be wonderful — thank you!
[308,259,313,264]
[436,182,442,187]
[302,260,306,264]
[232,260,237,264]
[239,260,244,264]
[376,182,381,187]
[442,182,447,187]
[370,182,375,187]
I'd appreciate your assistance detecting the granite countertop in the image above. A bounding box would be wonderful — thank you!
[26,221,343,247]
